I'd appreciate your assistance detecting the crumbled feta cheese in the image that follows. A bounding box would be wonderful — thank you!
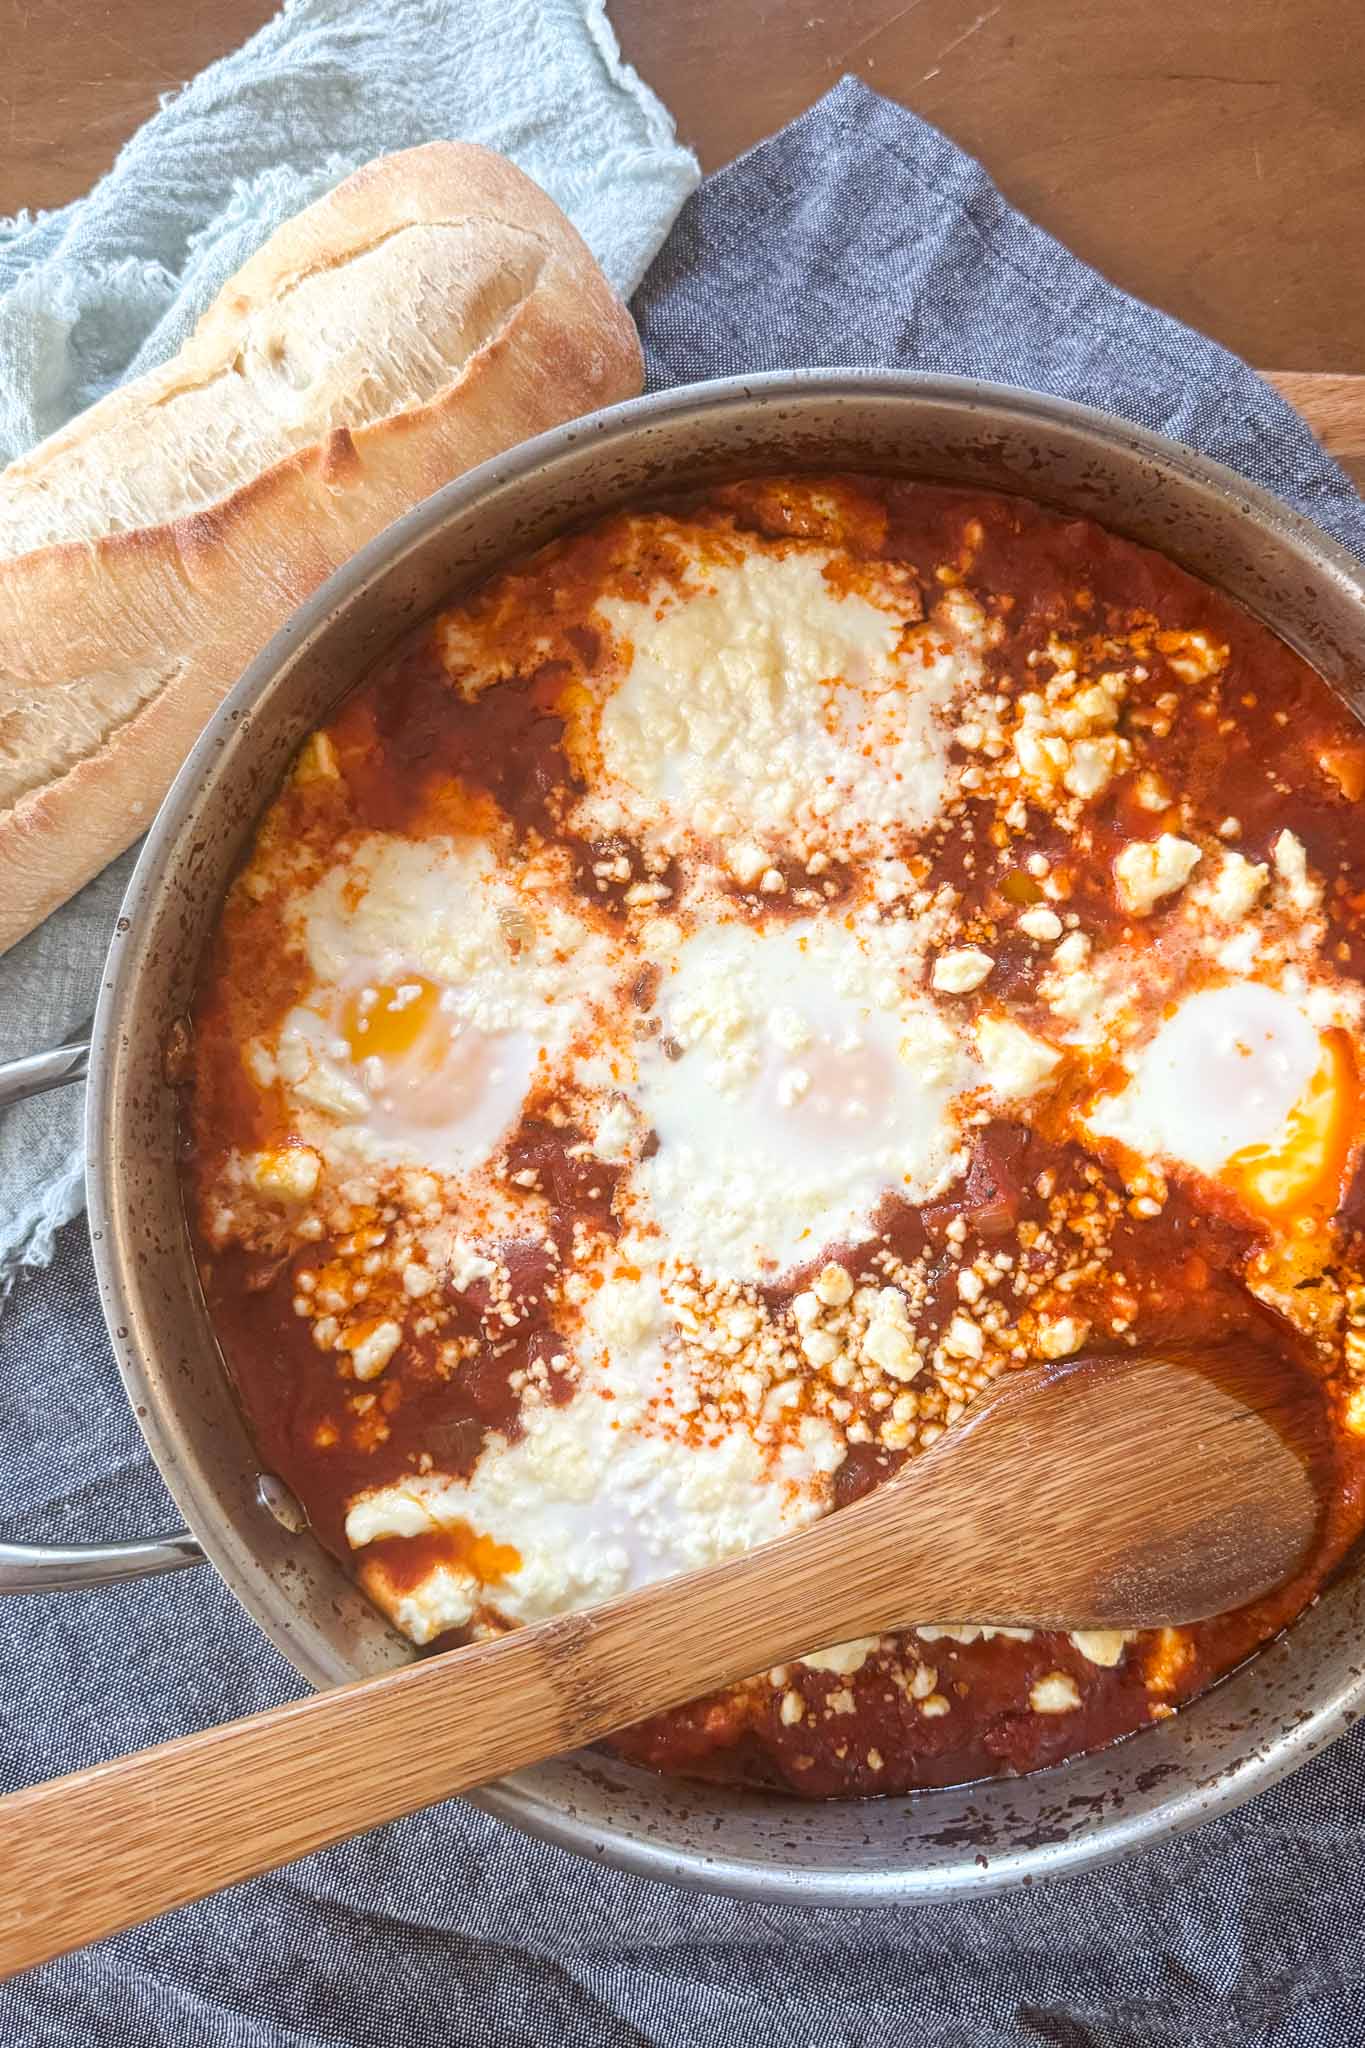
[1018,907,1063,942]
[801,1328,840,1368]
[799,1636,879,1675]
[1113,834,1202,916]
[592,1099,636,1163]
[1132,770,1171,813]
[293,731,340,783]
[1006,669,1131,805]
[1063,739,1117,800]
[371,1565,480,1644]
[1050,931,1090,972]
[349,1319,402,1382]
[1030,1671,1082,1713]
[1272,829,1321,911]
[449,1241,496,1292]
[594,547,967,857]
[245,1039,278,1088]
[768,1006,812,1053]
[1216,926,1263,975]
[813,1262,853,1308]
[942,1313,984,1361]
[791,1290,821,1329]
[915,1624,1035,1646]
[1016,727,1071,782]
[932,947,994,994]
[975,1015,1061,1100]
[1035,1313,1090,1360]
[1069,1630,1130,1668]
[1207,851,1268,921]
[862,1320,920,1380]
[247,1146,321,1204]
[1161,629,1225,683]
[725,839,769,888]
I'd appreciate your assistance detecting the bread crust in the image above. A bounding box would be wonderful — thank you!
[0,142,642,954]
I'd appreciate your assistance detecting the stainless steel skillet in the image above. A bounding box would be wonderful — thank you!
[5,372,1365,1903]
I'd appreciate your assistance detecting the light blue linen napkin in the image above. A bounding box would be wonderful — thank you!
[0,0,698,1295]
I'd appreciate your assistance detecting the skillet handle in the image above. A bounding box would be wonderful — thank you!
[0,1033,92,1110]
[0,1533,205,1593]
[0,1031,207,1588]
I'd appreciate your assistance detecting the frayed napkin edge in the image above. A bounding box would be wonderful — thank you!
[0,1150,86,1302]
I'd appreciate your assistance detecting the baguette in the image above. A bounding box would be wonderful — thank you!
[0,143,643,955]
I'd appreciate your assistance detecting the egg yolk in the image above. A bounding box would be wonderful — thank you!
[765,1035,897,1147]
[1223,1029,1359,1222]
[334,974,532,1143]
[341,976,445,1068]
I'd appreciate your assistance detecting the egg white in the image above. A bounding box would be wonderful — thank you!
[271,832,617,1174]
[1084,981,1346,1202]
[585,547,981,854]
[632,919,975,1281]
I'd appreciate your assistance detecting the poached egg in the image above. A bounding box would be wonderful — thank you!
[1085,981,1358,1222]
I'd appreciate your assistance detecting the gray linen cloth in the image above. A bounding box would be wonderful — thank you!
[4,77,1365,2048]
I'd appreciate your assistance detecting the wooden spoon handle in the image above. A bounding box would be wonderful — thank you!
[0,1345,1315,1975]
[0,1488,930,1978]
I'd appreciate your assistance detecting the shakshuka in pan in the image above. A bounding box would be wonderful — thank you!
[182,476,1365,1798]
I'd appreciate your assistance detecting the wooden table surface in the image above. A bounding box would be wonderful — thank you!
[2,0,1363,468]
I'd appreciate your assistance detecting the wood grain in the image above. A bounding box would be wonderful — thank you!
[0,0,275,215]
[0,1347,1321,1979]
[1,0,1360,375]
[2,2,1364,483]
[612,0,1365,379]
[1266,375,1365,466]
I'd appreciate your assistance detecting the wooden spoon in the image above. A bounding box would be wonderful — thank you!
[0,1342,1325,1976]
